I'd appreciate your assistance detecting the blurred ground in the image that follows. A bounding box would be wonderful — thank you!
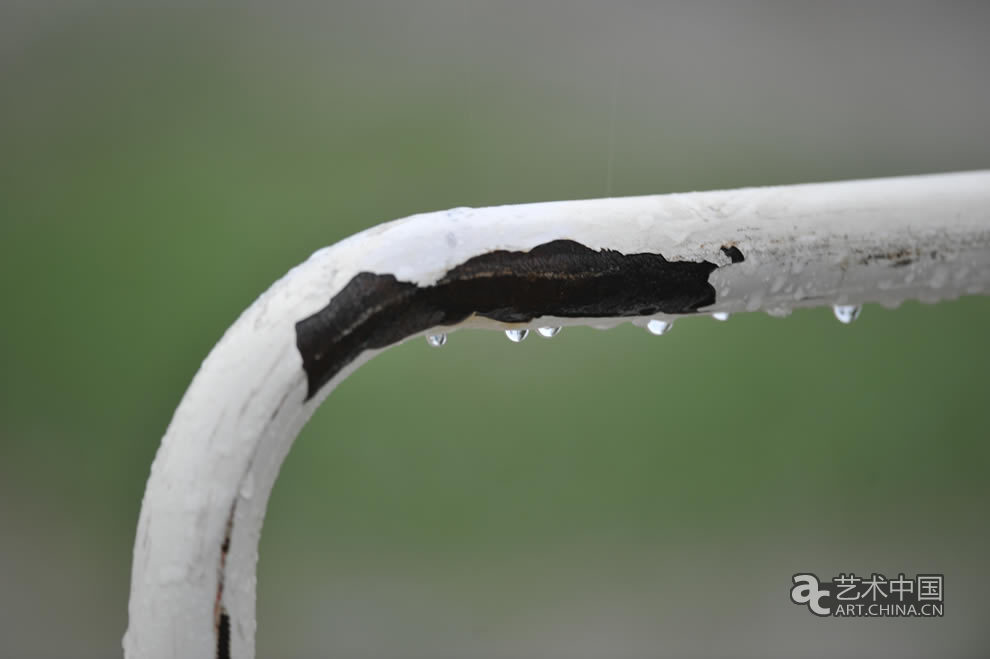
[1,1,989,657]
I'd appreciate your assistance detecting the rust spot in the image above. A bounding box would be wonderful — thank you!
[217,610,230,659]
[720,245,745,264]
[859,246,921,267]
[214,505,236,651]
[296,240,719,400]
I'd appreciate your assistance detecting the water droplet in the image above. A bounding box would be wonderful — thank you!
[712,312,730,322]
[833,304,862,324]
[766,306,792,318]
[505,329,529,342]
[537,326,561,338]
[646,319,673,335]
[426,333,447,347]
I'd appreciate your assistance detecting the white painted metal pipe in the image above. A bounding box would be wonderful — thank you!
[125,170,990,659]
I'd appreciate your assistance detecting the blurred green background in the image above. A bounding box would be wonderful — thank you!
[2,2,989,657]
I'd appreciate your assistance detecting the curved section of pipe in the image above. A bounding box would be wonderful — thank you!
[125,171,990,658]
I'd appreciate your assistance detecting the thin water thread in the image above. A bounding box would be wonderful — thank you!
[605,49,620,198]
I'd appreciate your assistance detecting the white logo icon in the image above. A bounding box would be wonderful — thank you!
[791,573,831,616]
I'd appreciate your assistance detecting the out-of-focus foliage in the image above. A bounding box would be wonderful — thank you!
[2,2,989,657]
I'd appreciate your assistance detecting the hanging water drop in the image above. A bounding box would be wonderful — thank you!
[712,311,730,322]
[505,329,529,342]
[426,333,447,347]
[537,326,561,338]
[833,304,862,324]
[646,319,673,335]
[766,306,792,318]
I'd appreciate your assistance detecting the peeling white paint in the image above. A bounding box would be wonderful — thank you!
[125,171,990,659]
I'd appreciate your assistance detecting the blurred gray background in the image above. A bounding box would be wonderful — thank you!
[2,1,989,657]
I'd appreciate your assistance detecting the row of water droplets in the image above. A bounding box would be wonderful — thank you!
[426,325,560,346]
[425,304,862,346]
